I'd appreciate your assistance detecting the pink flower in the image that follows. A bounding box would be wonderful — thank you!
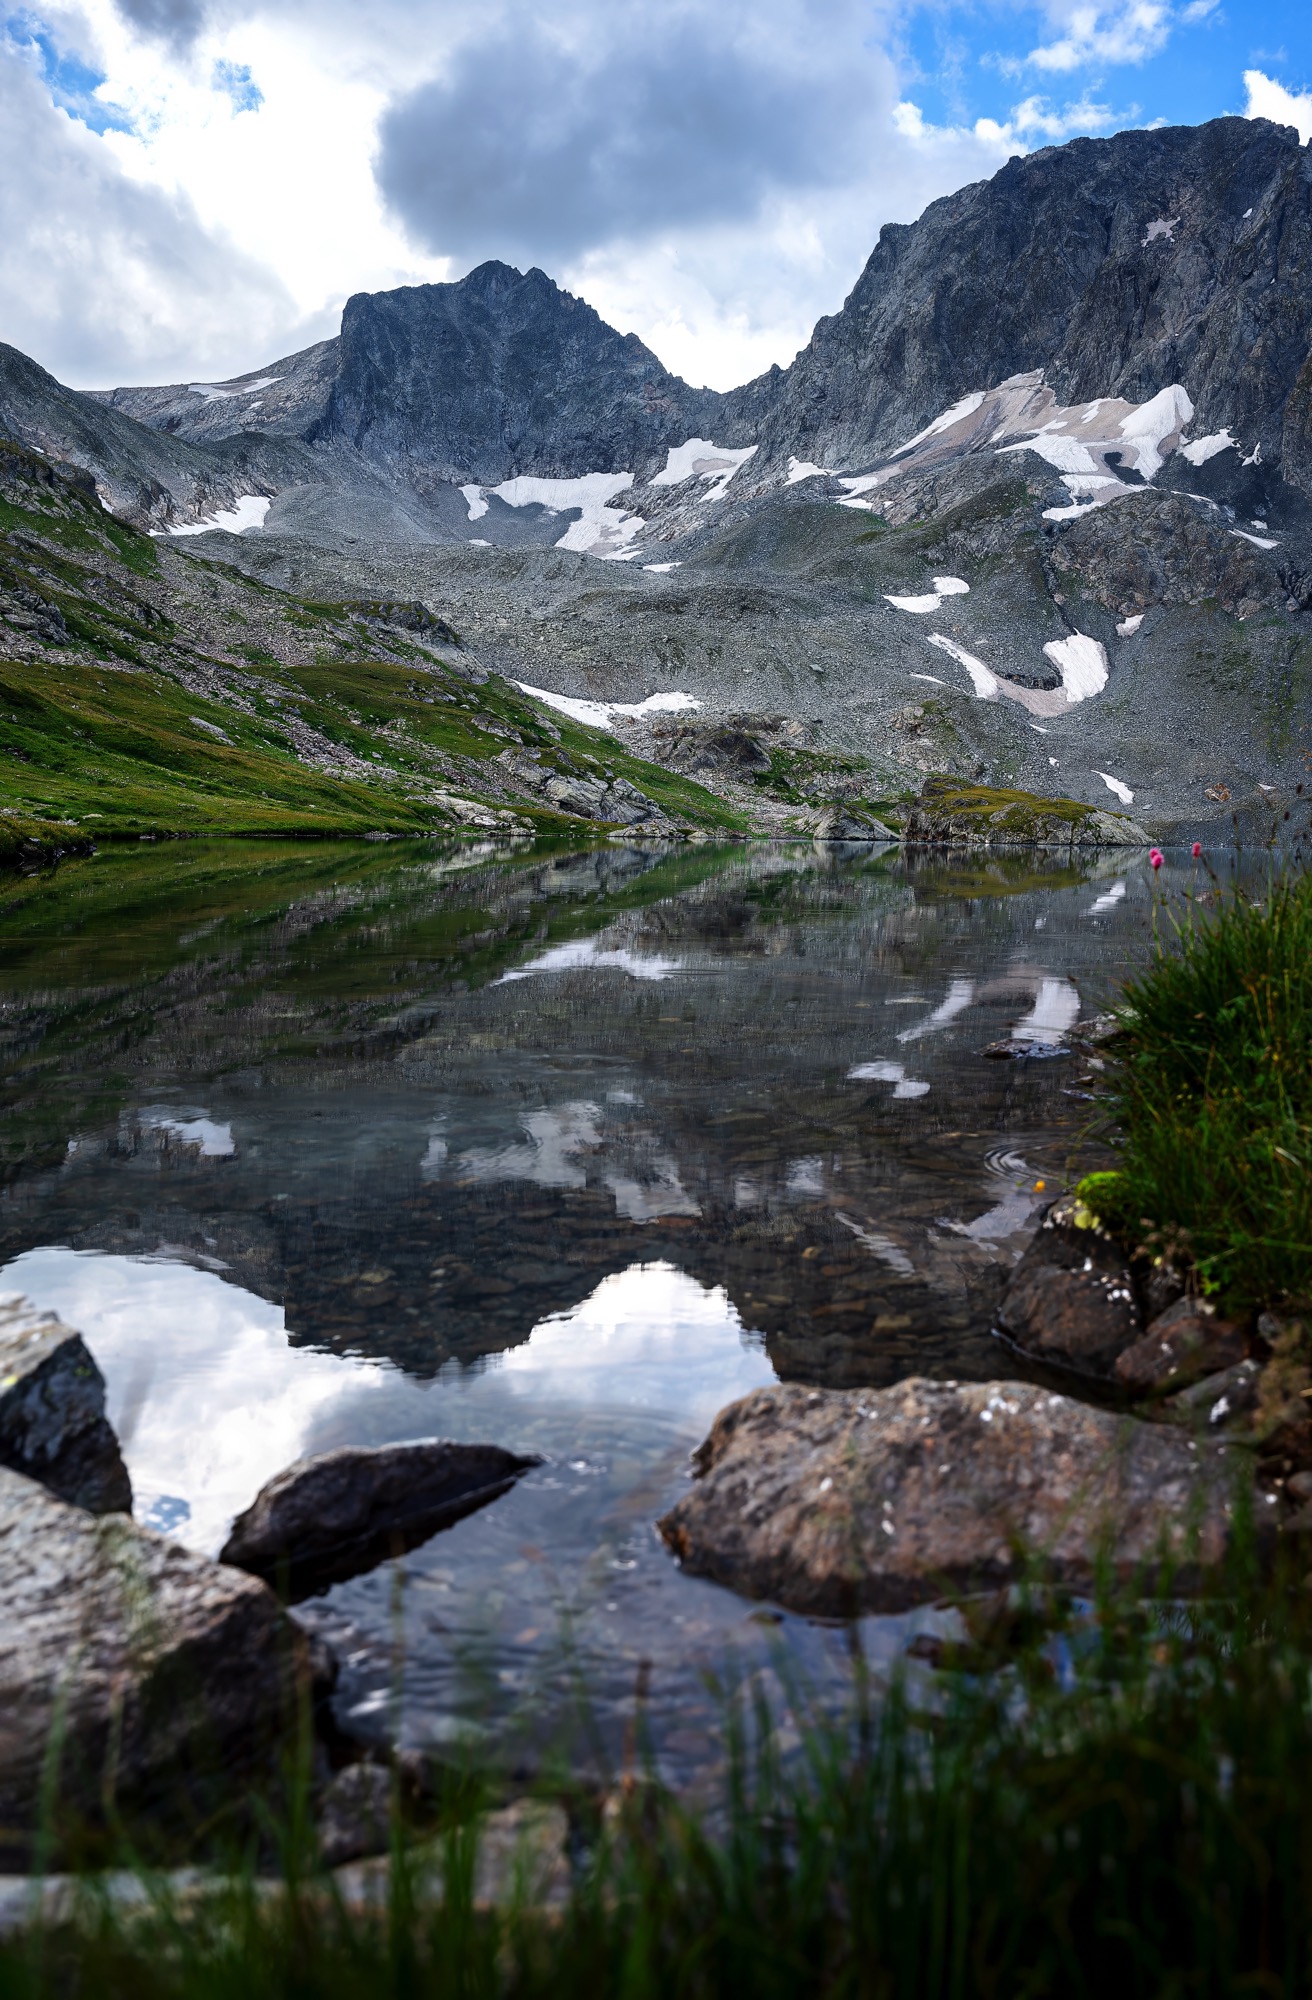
[1150,848,1164,870]
[1192,841,1202,858]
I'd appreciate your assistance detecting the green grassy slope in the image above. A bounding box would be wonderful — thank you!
[0,440,746,861]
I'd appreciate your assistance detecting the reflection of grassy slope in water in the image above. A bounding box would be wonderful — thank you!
[0,838,748,1177]
[1102,865,1312,1311]
[0,441,744,853]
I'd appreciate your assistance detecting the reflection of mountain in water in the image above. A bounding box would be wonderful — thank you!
[0,838,1137,1390]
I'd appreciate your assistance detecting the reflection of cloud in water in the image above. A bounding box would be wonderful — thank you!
[1089,881,1126,914]
[457,1102,603,1191]
[453,1101,700,1220]
[495,938,682,984]
[847,1059,930,1099]
[137,1108,235,1157]
[0,1248,394,1557]
[485,1261,773,1419]
[1011,977,1080,1045]
[835,1212,916,1277]
[938,1189,1043,1247]
[896,978,975,1044]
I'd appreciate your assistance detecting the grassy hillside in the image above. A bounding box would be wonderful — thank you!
[0,440,747,862]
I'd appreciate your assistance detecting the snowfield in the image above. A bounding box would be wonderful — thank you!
[164,495,270,536]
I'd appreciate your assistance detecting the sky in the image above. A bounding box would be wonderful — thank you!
[1,0,1310,392]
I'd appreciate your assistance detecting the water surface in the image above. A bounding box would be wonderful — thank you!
[0,834,1169,1781]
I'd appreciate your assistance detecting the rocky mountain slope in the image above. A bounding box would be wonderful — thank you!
[0,439,748,862]
[1,113,1310,840]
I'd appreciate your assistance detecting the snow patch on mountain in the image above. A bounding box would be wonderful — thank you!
[1179,429,1237,466]
[886,576,970,614]
[188,378,281,402]
[652,440,757,501]
[163,495,270,536]
[1042,633,1109,703]
[518,684,700,730]
[826,372,1195,530]
[487,473,642,559]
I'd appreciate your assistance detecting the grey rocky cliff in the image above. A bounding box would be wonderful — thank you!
[93,263,740,489]
[739,116,1312,496]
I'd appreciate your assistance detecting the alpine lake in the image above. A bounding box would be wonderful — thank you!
[0,833,1173,1794]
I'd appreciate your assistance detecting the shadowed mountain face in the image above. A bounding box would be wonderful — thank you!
[91,263,738,490]
[747,117,1312,494]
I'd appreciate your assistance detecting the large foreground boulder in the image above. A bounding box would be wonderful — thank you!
[658,1379,1250,1616]
[220,1440,541,1600]
[0,1293,131,1513]
[0,1466,296,1866]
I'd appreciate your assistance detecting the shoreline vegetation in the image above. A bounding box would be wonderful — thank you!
[1,773,1309,1995]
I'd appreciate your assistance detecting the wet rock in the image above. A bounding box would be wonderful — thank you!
[220,1440,542,1600]
[658,1379,1245,1616]
[1113,1297,1246,1397]
[318,1762,393,1867]
[0,1466,294,1866]
[996,1205,1141,1374]
[0,1293,131,1514]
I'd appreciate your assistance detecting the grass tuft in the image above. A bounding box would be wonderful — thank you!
[1105,864,1312,1310]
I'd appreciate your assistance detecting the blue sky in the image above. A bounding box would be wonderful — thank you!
[1,0,1310,388]
[898,0,1311,137]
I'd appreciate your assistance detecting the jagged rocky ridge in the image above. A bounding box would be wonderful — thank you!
[2,114,1311,832]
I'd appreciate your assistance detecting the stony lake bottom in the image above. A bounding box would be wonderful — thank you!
[0,834,1191,1792]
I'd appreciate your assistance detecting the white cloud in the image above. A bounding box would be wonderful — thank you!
[1244,68,1312,147]
[0,27,306,384]
[1020,2,1173,74]
[0,0,1193,393]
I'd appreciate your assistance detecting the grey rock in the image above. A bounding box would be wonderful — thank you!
[996,1207,1141,1375]
[0,1466,294,1866]
[810,808,896,841]
[330,1799,571,1915]
[1052,490,1286,617]
[0,1293,131,1514]
[658,1379,1247,1616]
[1113,1297,1247,1396]
[1159,1359,1264,1433]
[220,1439,541,1600]
[317,1761,393,1867]
[96,263,735,489]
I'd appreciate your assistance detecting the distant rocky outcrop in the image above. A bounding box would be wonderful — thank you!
[902,778,1148,849]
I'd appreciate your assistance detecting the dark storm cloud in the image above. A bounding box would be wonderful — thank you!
[375,16,883,265]
[111,0,208,48]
